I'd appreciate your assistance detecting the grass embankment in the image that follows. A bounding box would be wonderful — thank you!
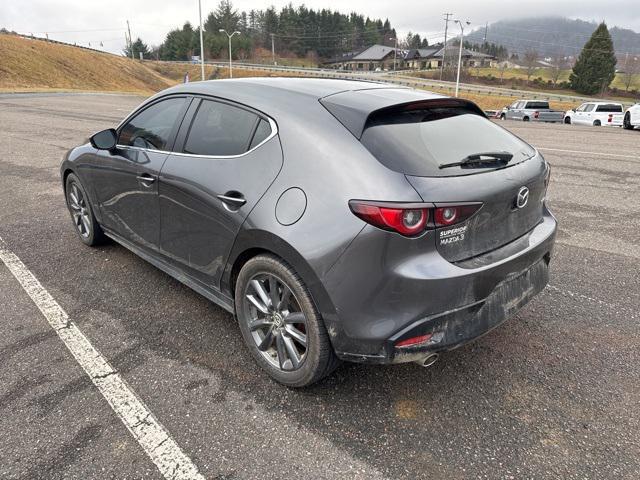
[0,33,576,111]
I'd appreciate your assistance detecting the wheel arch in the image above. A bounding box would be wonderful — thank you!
[222,229,337,321]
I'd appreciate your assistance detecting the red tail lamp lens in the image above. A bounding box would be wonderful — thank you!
[350,203,428,236]
[396,333,433,348]
[434,204,481,227]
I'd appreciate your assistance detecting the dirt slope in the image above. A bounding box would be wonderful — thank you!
[0,34,172,94]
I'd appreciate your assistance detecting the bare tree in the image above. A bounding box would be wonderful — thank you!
[549,52,568,86]
[621,55,640,92]
[523,49,539,83]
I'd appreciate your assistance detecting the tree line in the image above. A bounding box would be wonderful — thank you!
[127,1,398,62]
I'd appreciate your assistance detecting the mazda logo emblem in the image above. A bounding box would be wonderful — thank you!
[516,186,529,209]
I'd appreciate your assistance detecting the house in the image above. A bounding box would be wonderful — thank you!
[403,48,439,69]
[322,43,497,71]
[323,44,405,71]
[427,44,496,69]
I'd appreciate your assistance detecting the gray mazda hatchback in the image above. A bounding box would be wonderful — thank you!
[61,78,556,386]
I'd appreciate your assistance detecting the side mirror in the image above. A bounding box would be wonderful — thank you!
[90,128,117,150]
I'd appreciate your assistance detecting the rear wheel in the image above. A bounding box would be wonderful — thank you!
[593,120,601,126]
[522,116,530,122]
[65,173,106,246]
[235,254,339,387]
[623,113,634,130]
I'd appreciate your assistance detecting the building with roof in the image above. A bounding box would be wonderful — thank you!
[322,44,406,71]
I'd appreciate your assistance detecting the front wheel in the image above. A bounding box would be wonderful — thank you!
[623,113,634,130]
[564,116,571,124]
[235,254,339,387]
[500,113,506,120]
[65,173,106,246]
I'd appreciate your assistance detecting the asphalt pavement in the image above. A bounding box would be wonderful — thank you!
[0,93,638,479]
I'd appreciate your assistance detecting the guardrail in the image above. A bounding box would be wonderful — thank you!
[188,61,636,107]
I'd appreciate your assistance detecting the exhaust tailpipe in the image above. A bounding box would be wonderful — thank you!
[414,353,439,368]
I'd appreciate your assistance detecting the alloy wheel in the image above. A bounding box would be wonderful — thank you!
[243,273,308,371]
[67,183,91,238]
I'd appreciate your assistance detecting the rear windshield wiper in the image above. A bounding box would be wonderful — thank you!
[439,151,514,169]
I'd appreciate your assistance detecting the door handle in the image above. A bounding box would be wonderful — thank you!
[136,173,156,185]
[217,191,246,208]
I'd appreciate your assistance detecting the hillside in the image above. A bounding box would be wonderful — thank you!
[466,17,640,58]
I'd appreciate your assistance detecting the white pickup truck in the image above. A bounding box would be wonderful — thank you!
[623,103,640,130]
[499,100,565,122]
[564,102,624,127]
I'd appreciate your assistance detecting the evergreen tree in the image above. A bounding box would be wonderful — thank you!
[124,37,150,59]
[569,22,617,94]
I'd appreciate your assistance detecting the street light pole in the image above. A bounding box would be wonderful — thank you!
[198,0,205,80]
[388,36,397,71]
[454,20,470,98]
[219,29,241,78]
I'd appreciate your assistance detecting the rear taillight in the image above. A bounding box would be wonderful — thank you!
[349,201,481,236]
[434,205,481,227]
[608,114,613,123]
[349,202,428,236]
[534,111,540,119]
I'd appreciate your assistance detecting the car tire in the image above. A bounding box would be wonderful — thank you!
[64,173,106,246]
[500,113,506,120]
[235,254,340,387]
[523,116,530,122]
[564,116,571,124]
[623,113,633,130]
[593,120,601,126]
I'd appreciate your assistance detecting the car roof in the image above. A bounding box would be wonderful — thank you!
[162,77,399,101]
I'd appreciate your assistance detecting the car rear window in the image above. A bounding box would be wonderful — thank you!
[360,106,535,177]
[596,104,623,112]
[525,101,549,109]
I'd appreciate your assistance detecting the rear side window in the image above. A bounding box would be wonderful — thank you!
[360,107,535,177]
[119,97,185,151]
[184,100,259,156]
[596,104,622,112]
[525,101,549,109]
[249,119,272,149]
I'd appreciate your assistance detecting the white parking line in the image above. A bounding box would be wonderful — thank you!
[538,147,638,159]
[0,237,204,480]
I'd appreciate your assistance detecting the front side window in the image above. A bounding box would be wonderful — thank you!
[584,104,595,112]
[576,104,587,112]
[183,100,260,156]
[119,98,185,151]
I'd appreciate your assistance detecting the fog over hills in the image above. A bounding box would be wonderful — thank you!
[465,16,640,58]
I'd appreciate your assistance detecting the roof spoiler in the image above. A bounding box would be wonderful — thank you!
[320,90,486,139]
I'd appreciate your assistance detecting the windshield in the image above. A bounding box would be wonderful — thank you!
[360,107,536,177]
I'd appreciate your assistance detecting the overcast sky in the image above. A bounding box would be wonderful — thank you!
[3,0,639,54]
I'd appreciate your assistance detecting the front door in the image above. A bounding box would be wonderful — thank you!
[91,96,190,251]
[158,98,282,288]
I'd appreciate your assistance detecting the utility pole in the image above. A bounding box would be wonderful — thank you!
[198,0,205,80]
[440,13,453,80]
[483,22,488,44]
[393,36,398,71]
[270,33,275,65]
[126,20,134,59]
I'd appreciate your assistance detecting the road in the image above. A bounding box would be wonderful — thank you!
[0,93,639,479]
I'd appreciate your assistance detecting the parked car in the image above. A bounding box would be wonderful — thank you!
[61,78,557,387]
[623,103,640,130]
[499,100,565,122]
[564,102,624,126]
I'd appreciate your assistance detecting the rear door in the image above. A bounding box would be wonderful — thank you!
[358,102,548,262]
[158,97,282,287]
[91,96,190,250]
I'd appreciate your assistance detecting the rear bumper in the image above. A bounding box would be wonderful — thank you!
[323,207,557,364]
